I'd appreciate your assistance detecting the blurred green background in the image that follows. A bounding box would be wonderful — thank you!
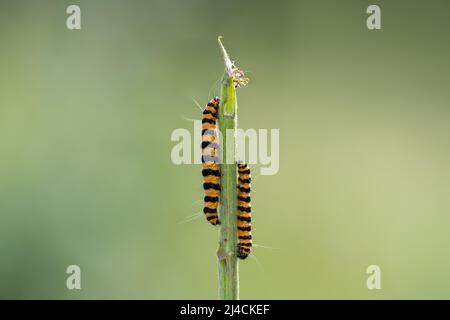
[1,0,450,299]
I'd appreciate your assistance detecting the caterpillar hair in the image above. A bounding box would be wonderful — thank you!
[201,97,221,225]
[236,161,252,259]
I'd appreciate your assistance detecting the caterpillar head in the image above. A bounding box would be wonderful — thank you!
[237,246,249,260]
[236,161,248,169]
[205,97,220,114]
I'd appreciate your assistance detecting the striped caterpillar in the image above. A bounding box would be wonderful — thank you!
[236,162,252,259]
[201,97,221,225]
[201,97,252,259]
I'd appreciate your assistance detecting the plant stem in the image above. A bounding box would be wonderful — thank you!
[217,38,239,300]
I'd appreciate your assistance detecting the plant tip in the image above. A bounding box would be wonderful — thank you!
[217,36,249,88]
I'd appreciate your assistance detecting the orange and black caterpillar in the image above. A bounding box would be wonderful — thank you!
[201,97,221,225]
[236,162,252,259]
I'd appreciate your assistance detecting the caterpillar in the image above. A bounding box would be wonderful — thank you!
[200,97,252,258]
[236,161,252,259]
[201,97,221,225]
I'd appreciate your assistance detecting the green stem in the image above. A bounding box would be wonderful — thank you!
[217,39,239,300]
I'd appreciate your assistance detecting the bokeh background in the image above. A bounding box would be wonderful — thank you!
[1,0,450,299]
